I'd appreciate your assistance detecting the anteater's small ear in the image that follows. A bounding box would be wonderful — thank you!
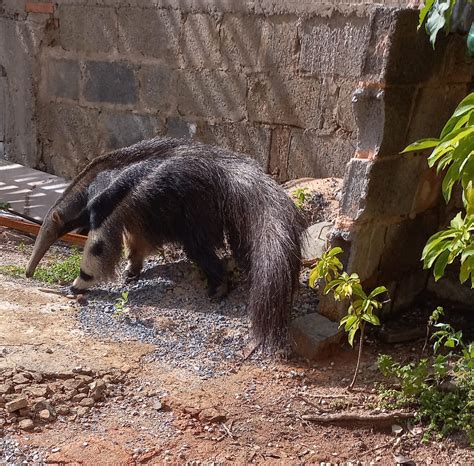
[51,210,63,225]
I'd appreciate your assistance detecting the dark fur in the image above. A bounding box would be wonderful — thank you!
[30,138,306,347]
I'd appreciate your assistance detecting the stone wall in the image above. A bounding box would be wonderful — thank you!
[1,0,414,180]
[1,0,473,316]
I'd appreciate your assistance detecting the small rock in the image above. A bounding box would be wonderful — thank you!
[19,419,34,431]
[56,406,70,416]
[6,397,28,413]
[76,294,87,305]
[72,393,87,402]
[289,313,344,360]
[39,409,54,421]
[18,408,30,417]
[89,379,106,401]
[25,385,50,398]
[0,384,13,395]
[153,400,163,411]
[12,373,30,384]
[198,408,226,423]
[79,397,95,408]
[76,406,90,416]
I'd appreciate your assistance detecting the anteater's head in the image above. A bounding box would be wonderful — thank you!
[26,196,89,278]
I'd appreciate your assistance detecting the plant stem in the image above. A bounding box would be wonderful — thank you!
[349,321,365,390]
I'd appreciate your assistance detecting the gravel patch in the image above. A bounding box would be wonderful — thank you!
[78,252,318,379]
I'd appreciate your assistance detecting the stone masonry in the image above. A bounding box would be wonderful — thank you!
[0,0,415,179]
[1,0,473,317]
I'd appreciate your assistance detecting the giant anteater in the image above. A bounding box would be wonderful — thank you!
[26,137,306,346]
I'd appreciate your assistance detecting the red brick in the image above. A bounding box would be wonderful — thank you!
[25,2,54,14]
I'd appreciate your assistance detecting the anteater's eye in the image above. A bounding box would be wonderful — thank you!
[90,240,104,257]
[80,269,94,281]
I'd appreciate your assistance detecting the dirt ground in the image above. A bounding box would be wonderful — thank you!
[0,177,473,465]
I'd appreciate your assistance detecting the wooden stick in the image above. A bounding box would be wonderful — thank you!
[301,411,413,423]
[0,216,87,247]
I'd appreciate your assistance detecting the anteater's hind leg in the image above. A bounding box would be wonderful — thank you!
[184,243,228,299]
[123,230,154,282]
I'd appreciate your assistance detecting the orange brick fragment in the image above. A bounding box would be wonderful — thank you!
[25,2,54,14]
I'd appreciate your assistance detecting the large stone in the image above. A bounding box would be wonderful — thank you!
[6,396,28,413]
[289,313,344,360]
[117,7,181,64]
[178,70,246,121]
[58,5,117,54]
[83,61,138,105]
[101,112,163,150]
[361,152,425,220]
[247,74,321,128]
[139,64,178,115]
[339,158,372,220]
[182,13,222,69]
[299,16,370,78]
[195,122,271,168]
[45,58,80,100]
[40,103,101,178]
[166,117,196,139]
[287,130,354,179]
[301,221,334,262]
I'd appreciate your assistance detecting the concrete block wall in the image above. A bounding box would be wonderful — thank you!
[1,1,472,317]
[1,0,415,179]
[330,9,474,317]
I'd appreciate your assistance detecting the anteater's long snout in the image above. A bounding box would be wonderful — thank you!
[26,218,59,277]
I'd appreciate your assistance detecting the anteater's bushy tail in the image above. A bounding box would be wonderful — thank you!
[225,163,306,347]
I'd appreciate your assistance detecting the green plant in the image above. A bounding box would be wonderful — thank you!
[403,93,474,287]
[419,0,474,47]
[378,310,474,445]
[0,250,81,284]
[113,291,130,317]
[309,247,388,389]
[291,188,309,209]
[0,265,25,278]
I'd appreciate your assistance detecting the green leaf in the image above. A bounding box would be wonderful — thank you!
[433,249,450,281]
[418,0,436,29]
[348,327,358,347]
[401,138,440,153]
[362,313,381,326]
[368,286,388,299]
[308,268,319,288]
[425,0,450,48]
[327,247,343,257]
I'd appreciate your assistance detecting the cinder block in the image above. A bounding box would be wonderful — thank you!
[299,16,370,78]
[46,58,80,100]
[405,84,469,143]
[166,117,196,139]
[182,13,222,69]
[247,74,321,128]
[101,112,163,150]
[340,158,372,220]
[195,122,271,168]
[289,313,344,360]
[59,5,116,54]
[383,9,444,85]
[287,130,355,179]
[40,103,101,178]
[220,15,263,69]
[221,14,313,71]
[380,211,438,279]
[268,126,290,181]
[177,70,246,121]
[259,17,299,69]
[346,222,388,282]
[361,152,425,219]
[139,64,178,115]
[118,7,181,63]
[83,61,138,105]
